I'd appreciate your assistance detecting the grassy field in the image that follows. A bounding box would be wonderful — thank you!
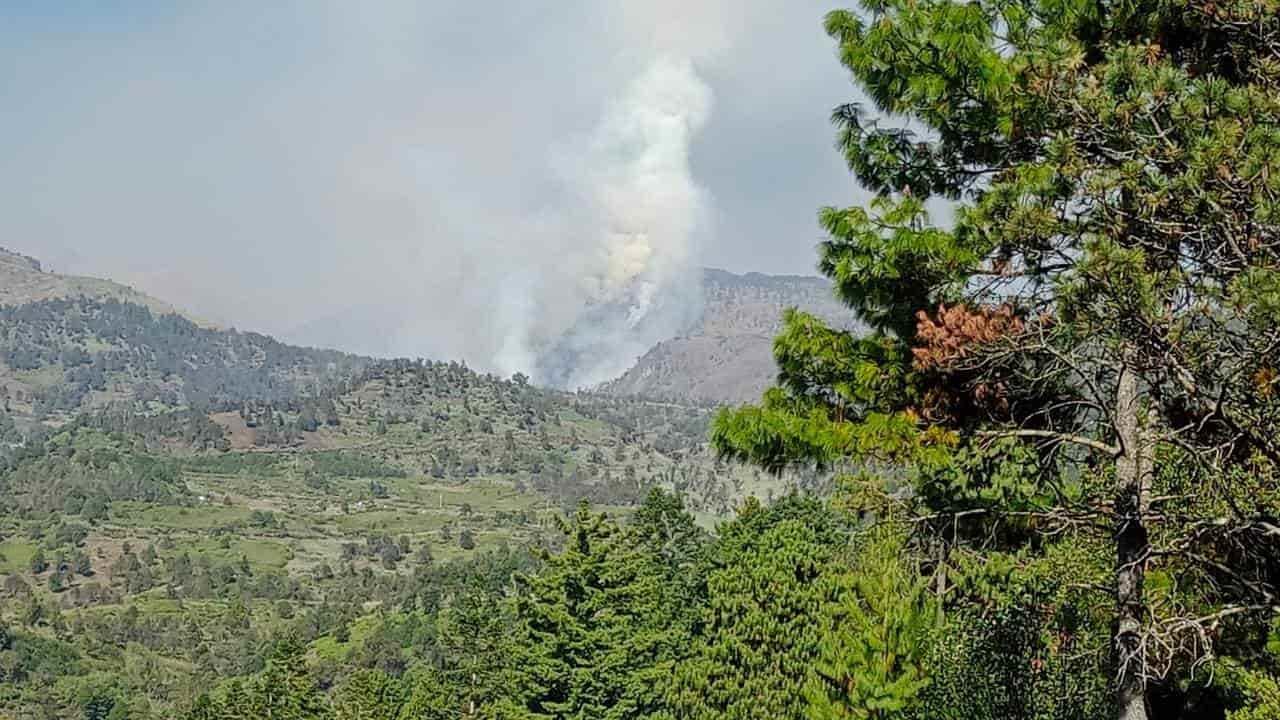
[159,536,293,569]
[0,540,37,574]
[22,466,559,600]
[110,502,255,530]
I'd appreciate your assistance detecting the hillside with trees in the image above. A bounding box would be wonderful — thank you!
[0,300,809,718]
[2,1,1280,719]
[0,248,185,321]
[0,349,802,717]
[0,296,368,425]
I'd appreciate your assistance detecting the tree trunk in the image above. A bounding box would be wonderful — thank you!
[1114,360,1151,720]
[933,536,948,623]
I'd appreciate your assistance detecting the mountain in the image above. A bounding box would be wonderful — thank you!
[0,252,822,717]
[0,253,801,513]
[599,268,851,404]
[0,253,849,414]
[0,246,188,319]
[0,295,368,426]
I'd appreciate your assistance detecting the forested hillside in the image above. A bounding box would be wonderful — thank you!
[4,1,1280,719]
[0,298,807,718]
[0,297,366,424]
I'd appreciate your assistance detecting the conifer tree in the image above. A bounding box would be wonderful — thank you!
[216,679,253,720]
[398,672,458,719]
[500,502,683,720]
[713,3,1280,718]
[626,488,709,626]
[437,575,511,717]
[333,669,404,720]
[665,496,846,720]
[805,528,937,720]
[250,637,327,719]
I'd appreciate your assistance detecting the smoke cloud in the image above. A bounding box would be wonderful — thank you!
[0,1,862,385]
[384,56,714,388]
[513,57,713,387]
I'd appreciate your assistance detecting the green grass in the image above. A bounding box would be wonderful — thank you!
[331,509,448,534]
[180,453,286,476]
[0,540,37,573]
[12,366,63,389]
[385,478,541,511]
[110,502,253,529]
[311,634,347,662]
[431,529,521,561]
[162,536,292,569]
[238,538,291,566]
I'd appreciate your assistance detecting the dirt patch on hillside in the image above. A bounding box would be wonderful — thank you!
[299,428,339,451]
[210,412,256,450]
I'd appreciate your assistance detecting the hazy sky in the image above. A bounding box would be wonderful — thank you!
[1,1,869,374]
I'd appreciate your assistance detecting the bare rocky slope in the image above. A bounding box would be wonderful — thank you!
[599,268,852,405]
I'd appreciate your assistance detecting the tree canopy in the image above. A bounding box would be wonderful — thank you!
[715,2,1280,718]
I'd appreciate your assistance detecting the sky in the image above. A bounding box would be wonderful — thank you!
[1,1,871,382]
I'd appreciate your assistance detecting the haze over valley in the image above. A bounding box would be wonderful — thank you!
[4,1,861,389]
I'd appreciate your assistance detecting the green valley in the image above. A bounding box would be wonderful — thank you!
[4,1,1280,719]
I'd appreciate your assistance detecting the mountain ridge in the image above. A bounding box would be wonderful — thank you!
[599,267,851,404]
[0,246,193,321]
[0,249,850,408]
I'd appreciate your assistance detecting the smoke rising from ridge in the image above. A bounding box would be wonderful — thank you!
[389,57,713,388]
[1,1,861,384]
[511,58,713,388]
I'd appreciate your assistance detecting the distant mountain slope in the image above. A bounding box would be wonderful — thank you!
[695,268,844,336]
[0,250,372,427]
[0,296,368,424]
[0,251,803,511]
[313,359,783,512]
[0,246,188,319]
[599,268,852,404]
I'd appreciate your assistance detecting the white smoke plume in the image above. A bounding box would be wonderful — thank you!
[405,57,714,388]
[5,1,856,382]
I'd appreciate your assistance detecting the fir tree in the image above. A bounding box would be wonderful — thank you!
[333,669,404,720]
[250,636,327,719]
[665,496,845,720]
[805,528,937,720]
[501,502,684,720]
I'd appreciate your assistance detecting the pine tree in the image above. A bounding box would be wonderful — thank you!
[437,574,511,717]
[398,671,458,719]
[501,502,683,720]
[626,488,709,625]
[250,636,327,719]
[333,669,404,720]
[713,3,1280,718]
[29,548,46,574]
[805,528,937,720]
[665,496,845,720]
[214,679,253,720]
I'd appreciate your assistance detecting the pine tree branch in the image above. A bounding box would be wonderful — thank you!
[975,429,1121,457]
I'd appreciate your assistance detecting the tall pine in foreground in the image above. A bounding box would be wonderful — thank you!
[664,496,847,720]
[714,3,1280,719]
[498,499,696,720]
[805,528,937,720]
